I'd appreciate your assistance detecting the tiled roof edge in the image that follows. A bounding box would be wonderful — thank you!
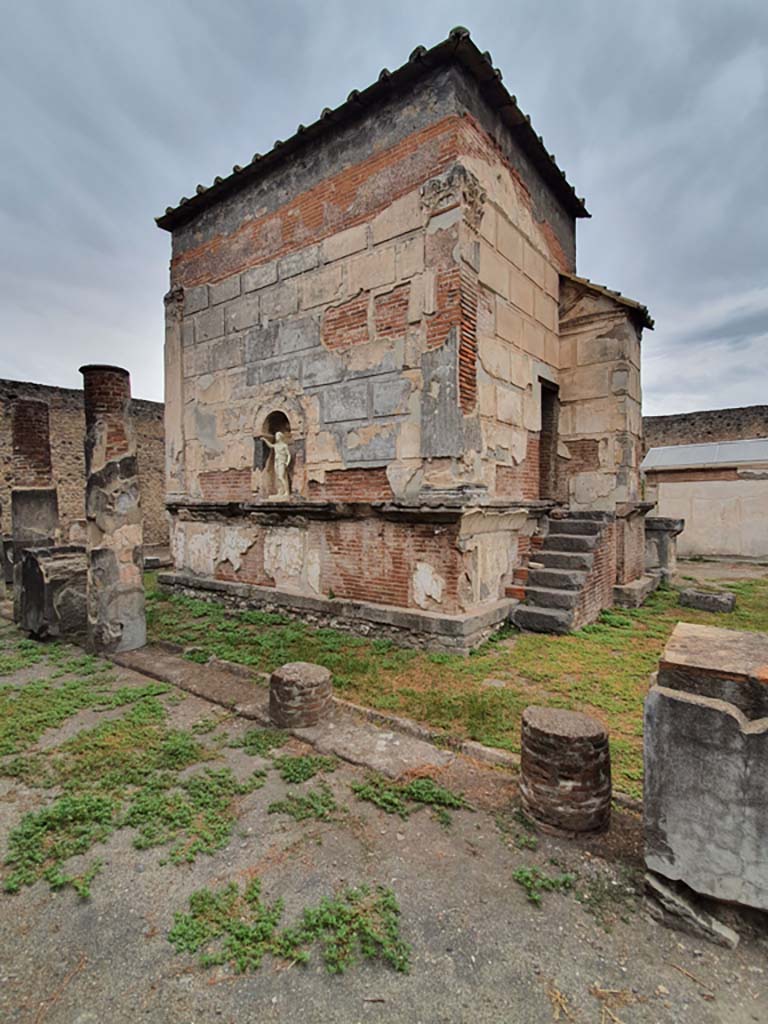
[156,26,589,232]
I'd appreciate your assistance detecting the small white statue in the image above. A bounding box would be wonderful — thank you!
[262,431,292,498]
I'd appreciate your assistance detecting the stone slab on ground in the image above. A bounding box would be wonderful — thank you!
[114,644,452,779]
[645,873,740,949]
[293,714,454,778]
[613,573,660,608]
[679,588,736,613]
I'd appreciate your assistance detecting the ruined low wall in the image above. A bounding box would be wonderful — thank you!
[0,379,168,546]
[169,504,529,618]
[643,406,768,454]
[571,516,617,629]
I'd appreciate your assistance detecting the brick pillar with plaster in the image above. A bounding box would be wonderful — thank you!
[80,365,146,652]
[10,399,59,619]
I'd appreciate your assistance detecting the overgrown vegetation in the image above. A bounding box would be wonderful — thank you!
[512,865,575,906]
[268,782,339,821]
[2,694,266,893]
[351,774,469,826]
[146,574,768,797]
[168,877,410,974]
[0,633,289,893]
[273,754,337,784]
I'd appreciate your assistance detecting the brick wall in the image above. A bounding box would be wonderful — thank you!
[615,515,645,586]
[643,406,768,454]
[203,515,462,612]
[11,400,52,487]
[0,379,167,545]
[572,519,617,629]
[199,468,252,502]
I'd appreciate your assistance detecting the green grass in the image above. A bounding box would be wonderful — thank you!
[147,574,768,798]
[168,877,410,974]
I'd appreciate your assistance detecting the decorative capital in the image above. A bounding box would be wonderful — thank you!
[164,285,185,320]
[420,164,487,231]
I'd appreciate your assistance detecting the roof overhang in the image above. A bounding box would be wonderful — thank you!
[156,27,589,233]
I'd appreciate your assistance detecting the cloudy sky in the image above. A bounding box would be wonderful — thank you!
[1,0,766,414]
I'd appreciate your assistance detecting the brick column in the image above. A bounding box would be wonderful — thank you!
[80,365,146,652]
[10,399,59,619]
[520,706,611,835]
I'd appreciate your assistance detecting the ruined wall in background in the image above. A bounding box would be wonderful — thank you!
[643,406,768,454]
[0,379,167,545]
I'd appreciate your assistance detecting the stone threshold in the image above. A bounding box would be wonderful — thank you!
[157,571,514,652]
[613,573,660,609]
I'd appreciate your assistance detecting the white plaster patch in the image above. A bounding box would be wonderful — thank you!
[219,526,255,572]
[412,561,445,609]
[306,547,322,595]
[180,522,220,576]
[263,527,305,589]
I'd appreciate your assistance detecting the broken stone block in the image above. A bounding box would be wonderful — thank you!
[679,588,736,613]
[520,706,611,835]
[269,661,332,728]
[644,622,768,912]
[18,545,87,642]
[644,873,740,949]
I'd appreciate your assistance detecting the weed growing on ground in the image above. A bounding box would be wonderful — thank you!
[168,878,410,974]
[273,754,337,784]
[268,782,338,821]
[494,806,539,851]
[1,690,260,894]
[351,774,469,825]
[228,728,287,757]
[512,866,575,906]
[574,865,641,929]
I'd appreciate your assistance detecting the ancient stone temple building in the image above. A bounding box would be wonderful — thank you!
[156,28,653,648]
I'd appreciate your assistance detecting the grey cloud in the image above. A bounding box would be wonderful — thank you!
[0,0,766,415]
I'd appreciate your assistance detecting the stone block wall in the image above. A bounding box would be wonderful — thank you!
[0,379,167,546]
[163,66,576,512]
[643,405,768,454]
[558,280,645,511]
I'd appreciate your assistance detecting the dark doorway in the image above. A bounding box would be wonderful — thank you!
[538,380,560,501]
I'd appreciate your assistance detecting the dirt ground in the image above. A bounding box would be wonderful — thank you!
[675,558,768,584]
[0,624,766,1024]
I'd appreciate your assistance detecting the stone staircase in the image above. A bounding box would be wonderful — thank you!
[511,516,603,634]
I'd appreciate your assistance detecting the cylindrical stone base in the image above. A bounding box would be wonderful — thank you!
[269,661,332,728]
[520,706,611,836]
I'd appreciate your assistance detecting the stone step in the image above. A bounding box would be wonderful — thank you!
[537,550,594,572]
[524,586,579,610]
[542,533,598,553]
[528,567,586,591]
[512,604,574,634]
[548,518,602,536]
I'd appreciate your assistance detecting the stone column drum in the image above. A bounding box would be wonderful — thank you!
[520,706,611,835]
[80,365,146,653]
[269,661,332,728]
[10,399,59,620]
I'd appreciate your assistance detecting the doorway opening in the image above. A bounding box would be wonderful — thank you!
[538,380,560,501]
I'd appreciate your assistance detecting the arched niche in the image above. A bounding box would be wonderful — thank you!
[255,409,293,498]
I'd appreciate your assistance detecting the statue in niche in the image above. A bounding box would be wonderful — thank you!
[261,432,292,498]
